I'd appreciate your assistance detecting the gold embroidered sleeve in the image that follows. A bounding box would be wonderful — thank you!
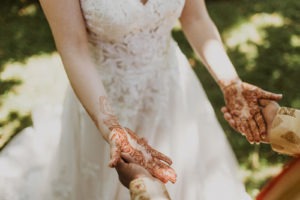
[129,177,171,200]
[269,107,300,156]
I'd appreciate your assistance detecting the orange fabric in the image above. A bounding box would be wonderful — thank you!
[256,158,300,200]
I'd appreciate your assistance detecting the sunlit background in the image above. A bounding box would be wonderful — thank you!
[0,0,300,198]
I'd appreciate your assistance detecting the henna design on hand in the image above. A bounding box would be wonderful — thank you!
[109,127,177,183]
[98,96,176,183]
[222,80,282,143]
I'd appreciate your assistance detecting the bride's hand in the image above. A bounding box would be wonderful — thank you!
[221,80,282,143]
[108,127,177,183]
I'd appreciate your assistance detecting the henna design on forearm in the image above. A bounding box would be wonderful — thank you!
[99,96,121,130]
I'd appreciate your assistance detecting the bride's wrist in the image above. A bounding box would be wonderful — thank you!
[98,111,122,133]
[97,120,122,142]
[218,77,242,93]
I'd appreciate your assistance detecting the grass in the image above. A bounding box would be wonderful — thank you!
[0,53,67,150]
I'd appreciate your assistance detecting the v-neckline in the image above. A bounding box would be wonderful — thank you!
[139,0,149,6]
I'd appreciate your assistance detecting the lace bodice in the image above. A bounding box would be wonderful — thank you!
[80,0,185,127]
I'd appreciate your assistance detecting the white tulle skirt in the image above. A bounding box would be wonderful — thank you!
[0,42,250,200]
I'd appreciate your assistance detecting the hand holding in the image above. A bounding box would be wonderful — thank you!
[109,127,177,183]
[260,100,280,135]
[115,153,153,188]
[222,80,282,143]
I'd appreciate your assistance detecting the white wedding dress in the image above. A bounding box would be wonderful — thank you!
[0,0,251,199]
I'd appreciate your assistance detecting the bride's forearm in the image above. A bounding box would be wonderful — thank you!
[180,16,240,90]
[39,0,119,142]
[60,47,120,141]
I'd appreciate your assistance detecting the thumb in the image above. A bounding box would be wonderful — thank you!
[259,99,272,107]
[261,101,279,130]
[121,153,136,164]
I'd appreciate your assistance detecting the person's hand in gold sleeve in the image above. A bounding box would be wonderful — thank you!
[260,100,280,141]
[115,153,154,188]
[222,99,280,143]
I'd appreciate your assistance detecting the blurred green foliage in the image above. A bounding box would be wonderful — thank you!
[0,0,53,149]
[0,0,299,195]
[173,0,300,193]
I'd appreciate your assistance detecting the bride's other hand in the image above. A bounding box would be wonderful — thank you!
[109,127,177,184]
[221,80,282,143]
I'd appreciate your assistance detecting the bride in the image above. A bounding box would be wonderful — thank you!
[0,0,282,199]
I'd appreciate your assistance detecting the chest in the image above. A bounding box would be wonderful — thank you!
[80,0,185,40]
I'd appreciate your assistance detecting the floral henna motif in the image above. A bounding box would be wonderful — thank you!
[222,80,282,143]
[98,96,176,183]
[99,96,121,131]
[109,127,177,183]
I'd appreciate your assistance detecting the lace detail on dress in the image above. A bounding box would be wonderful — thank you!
[51,166,72,199]
[81,160,101,179]
[80,0,185,127]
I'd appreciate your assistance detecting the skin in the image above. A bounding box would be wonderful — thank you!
[116,154,171,199]
[98,96,176,183]
[222,81,282,143]
[260,100,280,131]
[222,100,280,143]
[39,0,176,184]
[110,127,176,183]
[180,0,282,143]
[115,153,154,188]
[39,0,281,184]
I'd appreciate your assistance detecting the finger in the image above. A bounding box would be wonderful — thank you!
[257,89,282,101]
[238,117,254,142]
[248,118,260,143]
[234,116,245,132]
[129,150,147,166]
[139,137,148,145]
[115,158,127,171]
[121,153,136,164]
[124,127,139,139]
[161,167,177,184]
[149,149,172,165]
[254,112,267,140]
[108,131,122,167]
[221,106,229,113]
[229,119,236,128]
[223,113,236,129]
[224,112,233,121]
[125,128,173,165]
[259,99,272,107]
[231,110,241,117]
[148,160,177,183]
[109,147,121,168]
[231,116,242,132]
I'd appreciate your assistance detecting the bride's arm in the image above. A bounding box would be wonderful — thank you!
[39,0,112,140]
[179,0,238,88]
[179,0,282,143]
[39,0,176,183]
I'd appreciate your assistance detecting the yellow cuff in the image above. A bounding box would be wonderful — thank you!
[269,107,300,156]
[129,177,170,200]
